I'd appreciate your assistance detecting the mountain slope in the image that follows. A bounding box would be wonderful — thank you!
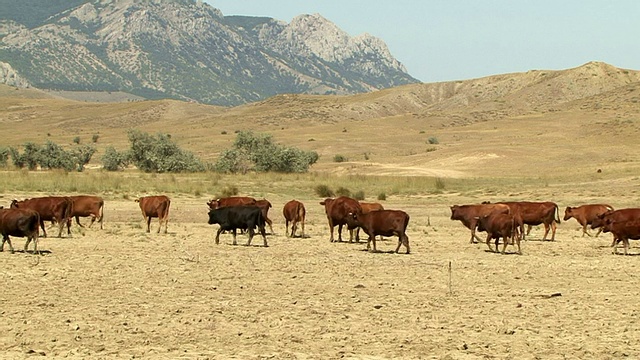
[0,0,418,106]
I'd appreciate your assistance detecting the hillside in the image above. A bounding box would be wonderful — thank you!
[0,62,639,179]
[0,0,417,106]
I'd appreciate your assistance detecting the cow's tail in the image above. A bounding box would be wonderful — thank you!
[605,204,615,212]
[555,205,561,224]
[97,199,105,227]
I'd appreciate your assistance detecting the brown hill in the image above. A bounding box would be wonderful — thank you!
[1,61,639,178]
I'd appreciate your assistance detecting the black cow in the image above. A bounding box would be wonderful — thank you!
[207,206,268,247]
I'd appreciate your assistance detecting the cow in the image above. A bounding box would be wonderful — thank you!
[10,196,73,238]
[207,196,256,209]
[136,195,170,234]
[356,201,385,241]
[0,208,40,254]
[255,199,274,234]
[207,205,268,247]
[67,195,105,229]
[591,208,640,232]
[476,213,520,254]
[450,203,511,243]
[601,219,640,255]
[346,209,410,254]
[498,201,560,241]
[563,204,614,237]
[320,197,362,243]
[283,200,306,238]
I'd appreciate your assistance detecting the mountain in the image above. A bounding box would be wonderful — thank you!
[0,0,418,106]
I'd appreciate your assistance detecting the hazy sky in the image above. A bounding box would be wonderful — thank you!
[205,0,639,83]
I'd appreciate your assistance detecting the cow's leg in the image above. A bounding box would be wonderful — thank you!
[397,234,410,254]
[501,235,509,254]
[300,218,305,238]
[581,223,591,237]
[285,220,290,237]
[595,227,603,237]
[259,225,268,247]
[550,222,557,241]
[145,216,151,233]
[31,233,39,255]
[1,235,14,254]
[541,223,550,241]
[232,229,238,246]
[57,217,66,238]
[494,237,499,253]
[87,215,96,228]
[337,223,344,242]
[266,217,274,234]
[163,215,168,234]
[246,228,255,246]
[328,218,335,242]
[356,227,361,242]
[350,227,357,243]
[215,228,223,245]
[75,216,86,228]
[40,219,48,238]
[485,234,494,252]
[624,238,630,255]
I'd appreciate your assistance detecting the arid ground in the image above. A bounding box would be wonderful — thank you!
[2,186,640,359]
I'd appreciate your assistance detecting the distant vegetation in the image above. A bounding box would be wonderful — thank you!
[215,131,319,173]
[8,141,96,172]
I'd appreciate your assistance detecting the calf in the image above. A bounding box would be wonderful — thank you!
[602,219,640,255]
[476,213,520,254]
[499,201,559,241]
[346,209,410,254]
[320,197,362,243]
[283,200,305,238]
[136,195,170,234]
[208,205,267,247]
[563,204,613,237]
[450,203,511,243]
[0,208,40,254]
[356,201,385,241]
[10,196,73,238]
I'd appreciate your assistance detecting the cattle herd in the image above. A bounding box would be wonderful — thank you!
[0,194,638,256]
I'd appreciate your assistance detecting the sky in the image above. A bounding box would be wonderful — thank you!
[205,0,640,83]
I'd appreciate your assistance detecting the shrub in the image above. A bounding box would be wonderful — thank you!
[333,154,347,163]
[427,137,439,145]
[218,185,239,198]
[92,134,100,143]
[315,184,334,198]
[127,130,206,173]
[102,146,129,171]
[353,190,365,200]
[335,187,351,197]
[435,177,446,190]
[73,136,81,144]
[0,147,8,168]
[377,192,387,201]
[215,131,318,173]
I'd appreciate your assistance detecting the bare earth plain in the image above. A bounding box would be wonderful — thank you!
[2,62,640,359]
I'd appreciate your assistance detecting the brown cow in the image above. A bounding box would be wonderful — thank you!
[68,195,105,229]
[499,201,560,241]
[0,208,40,254]
[207,196,256,209]
[10,196,73,238]
[563,204,614,237]
[283,200,305,238]
[136,195,170,234]
[601,219,640,255]
[346,209,410,253]
[356,202,385,241]
[450,203,511,243]
[255,199,274,234]
[320,197,362,243]
[476,213,520,254]
[591,208,640,232]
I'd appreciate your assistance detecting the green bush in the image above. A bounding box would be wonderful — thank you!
[92,134,100,143]
[353,190,365,200]
[336,186,351,197]
[8,141,96,172]
[217,185,239,198]
[333,154,347,163]
[127,130,206,173]
[435,177,446,190]
[377,192,387,201]
[314,184,335,198]
[0,147,8,168]
[428,137,439,145]
[73,136,81,144]
[101,146,130,171]
[215,131,318,173]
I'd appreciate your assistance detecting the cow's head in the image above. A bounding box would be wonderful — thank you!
[207,199,220,209]
[449,205,459,220]
[345,212,360,227]
[563,207,574,221]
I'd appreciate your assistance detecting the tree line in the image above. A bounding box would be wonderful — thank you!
[0,130,318,174]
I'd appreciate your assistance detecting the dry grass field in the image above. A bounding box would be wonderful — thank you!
[2,62,640,359]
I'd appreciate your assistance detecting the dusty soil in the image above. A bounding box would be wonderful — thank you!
[2,194,639,359]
